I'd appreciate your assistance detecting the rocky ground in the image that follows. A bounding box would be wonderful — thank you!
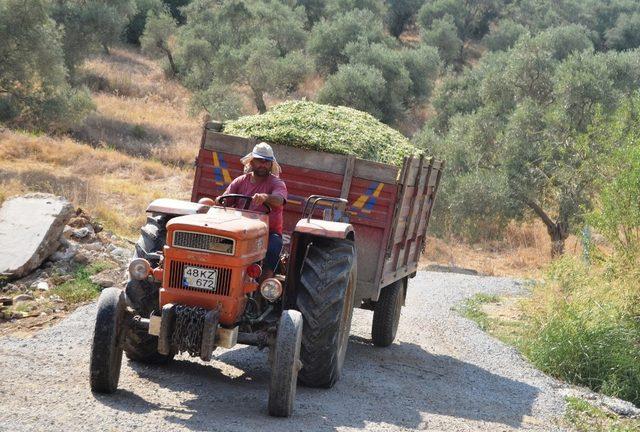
[0,206,132,335]
[4,271,636,431]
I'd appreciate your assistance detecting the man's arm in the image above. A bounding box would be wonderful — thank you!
[252,193,284,207]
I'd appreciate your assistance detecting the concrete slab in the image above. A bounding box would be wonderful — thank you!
[0,193,74,279]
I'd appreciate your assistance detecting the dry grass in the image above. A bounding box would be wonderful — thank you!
[0,45,199,237]
[420,220,585,277]
[75,46,201,167]
[0,130,192,237]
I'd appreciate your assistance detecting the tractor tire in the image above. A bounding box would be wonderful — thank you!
[90,288,126,393]
[123,327,173,364]
[371,278,405,347]
[268,310,303,417]
[123,214,172,364]
[125,214,167,317]
[296,238,357,388]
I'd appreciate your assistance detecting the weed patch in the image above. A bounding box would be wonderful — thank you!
[564,397,640,432]
[49,262,115,304]
[459,293,500,330]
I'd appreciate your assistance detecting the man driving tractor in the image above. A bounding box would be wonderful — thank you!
[217,142,288,282]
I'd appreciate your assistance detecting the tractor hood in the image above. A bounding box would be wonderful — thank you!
[166,206,269,239]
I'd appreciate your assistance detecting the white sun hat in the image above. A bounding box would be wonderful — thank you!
[240,142,282,176]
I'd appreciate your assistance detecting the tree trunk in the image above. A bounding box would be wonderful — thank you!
[160,44,178,77]
[526,199,569,258]
[548,221,569,258]
[252,88,267,113]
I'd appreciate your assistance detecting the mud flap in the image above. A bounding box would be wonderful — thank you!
[200,307,221,362]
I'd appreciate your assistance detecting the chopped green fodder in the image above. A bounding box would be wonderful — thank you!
[224,101,421,166]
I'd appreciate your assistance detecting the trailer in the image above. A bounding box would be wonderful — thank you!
[191,122,444,346]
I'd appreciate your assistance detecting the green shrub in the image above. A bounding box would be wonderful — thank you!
[223,100,421,166]
[521,258,640,406]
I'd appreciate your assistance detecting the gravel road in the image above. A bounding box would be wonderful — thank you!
[0,271,571,431]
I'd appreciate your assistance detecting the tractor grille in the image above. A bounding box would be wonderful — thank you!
[168,260,232,296]
[172,230,235,255]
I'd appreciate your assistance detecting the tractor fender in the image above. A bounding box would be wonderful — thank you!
[283,220,355,310]
[145,198,209,216]
[293,219,354,240]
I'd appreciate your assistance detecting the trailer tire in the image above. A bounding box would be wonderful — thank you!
[371,278,405,347]
[124,214,172,364]
[296,238,357,388]
[90,288,126,393]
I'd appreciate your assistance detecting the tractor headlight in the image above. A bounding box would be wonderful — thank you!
[129,258,151,281]
[260,278,283,302]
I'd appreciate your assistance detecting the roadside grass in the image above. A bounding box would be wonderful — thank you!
[459,293,528,347]
[518,259,640,406]
[463,257,640,408]
[459,293,501,330]
[49,262,114,304]
[564,397,640,432]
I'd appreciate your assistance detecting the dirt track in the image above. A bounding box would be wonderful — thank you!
[0,272,569,431]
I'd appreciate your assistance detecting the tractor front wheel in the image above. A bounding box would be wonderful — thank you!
[268,310,303,417]
[90,288,126,393]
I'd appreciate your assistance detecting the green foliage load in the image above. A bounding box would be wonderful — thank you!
[224,101,421,166]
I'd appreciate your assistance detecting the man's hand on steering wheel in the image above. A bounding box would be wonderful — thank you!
[251,193,269,207]
[216,193,271,214]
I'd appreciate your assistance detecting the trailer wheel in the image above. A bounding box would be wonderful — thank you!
[268,310,303,417]
[90,288,126,393]
[124,215,172,364]
[371,278,405,347]
[296,238,357,388]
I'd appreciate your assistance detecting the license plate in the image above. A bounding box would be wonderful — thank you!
[183,266,218,291]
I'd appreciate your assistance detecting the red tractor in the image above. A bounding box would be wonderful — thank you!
[89,123,442,417]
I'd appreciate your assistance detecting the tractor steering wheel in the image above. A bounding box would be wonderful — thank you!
[217,194,271,214]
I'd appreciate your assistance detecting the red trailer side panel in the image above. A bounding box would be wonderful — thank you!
[191,126,443,302]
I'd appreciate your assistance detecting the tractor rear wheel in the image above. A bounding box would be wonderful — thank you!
[371,278,405,347]
[90,288,126,393]
[296,238,357,388]
[268,310,303,417]
[124,214,172,364]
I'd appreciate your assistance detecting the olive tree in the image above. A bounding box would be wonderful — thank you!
[307,9,385,73]
[141,8,179,76]
[176,0,310,116]
[427,28,640,255]
[0,0,93,131]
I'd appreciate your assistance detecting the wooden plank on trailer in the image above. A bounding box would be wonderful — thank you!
[400,158,422,186]
[386,157,414,277]
[353,159,398,184]
[407,160,432,242]
[401,156,428,267]
[340,156,356,199]
[415,163,445,261]
[204,131,399,184]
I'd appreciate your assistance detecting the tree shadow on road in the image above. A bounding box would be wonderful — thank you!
[103,336,540,431]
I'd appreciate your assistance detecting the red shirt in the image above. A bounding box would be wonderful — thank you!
[223,174,288,235]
